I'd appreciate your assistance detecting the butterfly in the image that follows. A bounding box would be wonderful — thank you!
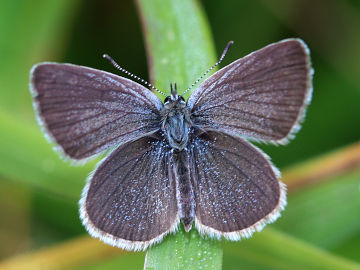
[30,38,313,251]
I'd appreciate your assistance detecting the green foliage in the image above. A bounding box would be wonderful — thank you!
[223,228,360,270]
[275,168,360,251]
[0,0,360,269]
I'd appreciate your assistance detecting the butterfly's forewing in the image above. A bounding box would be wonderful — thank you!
[80,132,179,251]
[30,63,162,162]
[188,39,313,144]
[189,131,286,239]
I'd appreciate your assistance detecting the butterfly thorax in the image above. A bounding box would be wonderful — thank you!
[161,96,192,151]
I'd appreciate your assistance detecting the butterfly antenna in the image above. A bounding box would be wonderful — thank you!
[180,41,234,96]
[103,54,167,96]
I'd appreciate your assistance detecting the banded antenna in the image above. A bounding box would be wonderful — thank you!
[103,54,167,97]
[180,41,234,97]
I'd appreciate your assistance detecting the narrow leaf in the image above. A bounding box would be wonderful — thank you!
[224,228,360,270]
[276,168,360,250]
[0,109,94,201]
[0,236,123,270]
[0,0,81,115]
[282,141,360,191]
[136,0,221,268]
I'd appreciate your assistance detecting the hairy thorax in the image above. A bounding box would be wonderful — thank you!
[160,98,192,151]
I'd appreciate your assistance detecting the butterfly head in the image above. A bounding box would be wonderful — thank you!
[163,83,186,112]
[163,83,184,103]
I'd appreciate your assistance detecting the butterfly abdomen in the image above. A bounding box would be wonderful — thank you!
[171,150,195,232]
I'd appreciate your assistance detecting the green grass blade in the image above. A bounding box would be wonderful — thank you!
[223,228,360,270]
[136,0,222,268]
[136,0,217,99]
[278,142,360,261]
[0,236,130,270]
[0,0,81,116]
[145,228,222,270]
[0,109,94,201]
[276,167,360,251]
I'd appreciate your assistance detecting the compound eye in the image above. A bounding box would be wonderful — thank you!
[164,96,171,103]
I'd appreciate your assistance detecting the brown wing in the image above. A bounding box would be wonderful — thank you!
[189,131,286,239]
[30,63,162,162]
[80,133,178,251]
[188,39,312,144]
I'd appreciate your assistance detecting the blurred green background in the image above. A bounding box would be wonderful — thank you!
[0,0,359,269]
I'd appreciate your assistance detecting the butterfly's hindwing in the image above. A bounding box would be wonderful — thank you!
[80,132,179,251]
[189,130,286,239]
